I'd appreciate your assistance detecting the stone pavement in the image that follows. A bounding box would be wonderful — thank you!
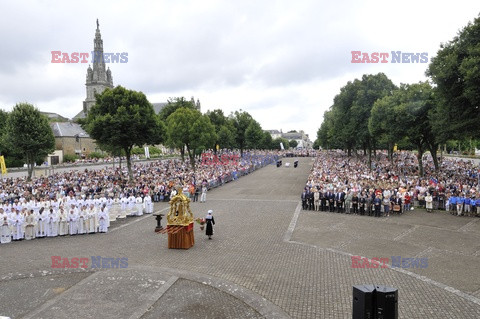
[1,157,480,318]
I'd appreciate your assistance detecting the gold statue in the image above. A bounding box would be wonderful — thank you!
[167,187,194,226]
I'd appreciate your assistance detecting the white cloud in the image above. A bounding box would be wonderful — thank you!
[0,0,479,139]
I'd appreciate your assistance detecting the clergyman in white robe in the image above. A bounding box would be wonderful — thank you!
[77,206,88,234]
[58,207,68,236]
[87,205,97,233]
[98,208,108,233]
[11,211,25,240]
[0,214,11,244]
[144,195,153,214]
[119,196,128,219]
[127,195,136,216]
[24,210,36,240]
[68,208,79,235]
[36,208,47,238]
[135,196,143,216]
[46,209,58,237]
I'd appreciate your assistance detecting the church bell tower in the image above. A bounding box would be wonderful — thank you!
[83,19,114,117]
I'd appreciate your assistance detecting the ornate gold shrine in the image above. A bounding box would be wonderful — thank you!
[159,187,195,249]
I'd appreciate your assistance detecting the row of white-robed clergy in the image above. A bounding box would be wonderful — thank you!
[0,198,154,244]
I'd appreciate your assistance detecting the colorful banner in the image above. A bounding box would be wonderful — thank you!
[144,146,150,159]
[0,155,6,175]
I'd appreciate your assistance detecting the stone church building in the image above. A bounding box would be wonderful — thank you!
[74,19,114,120]
[48,20,200,163]
[49,20,112,162]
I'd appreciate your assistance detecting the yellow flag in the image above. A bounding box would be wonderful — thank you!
[0,155,6,175]
[393,144,398,152]
[216,144,220,151]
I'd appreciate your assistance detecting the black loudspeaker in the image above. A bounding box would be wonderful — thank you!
[294,160,298,168]
[352,285,376,319]
[352,285,398,319]
[375,285,398,319]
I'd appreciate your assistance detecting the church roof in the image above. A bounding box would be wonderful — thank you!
[152,103,167,114]
[282,132,303,140]
[266,130,281,135]
[51,122,90,138]
[73,110,86,120]
[41,112,69,122]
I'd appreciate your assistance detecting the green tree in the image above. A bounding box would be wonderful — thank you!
[350,73,396,162]
[85,86,164,181]
[289,140,298,148]
[317,73,396,168]
[260,131,273,149]
[158,97,196,121]
[206,109,234,151]
[369,92,403,162]
[399,82,437,175]
[272,137,289,150]
[245,120,264,149]
[316,110,339,149]
[159,97,196,160]
[217,123,236,150]
[427,15,480,141]
[166,107,216,170]
[5,103,55,180]
[0,110,8,131]
[230,110,254,155]
[0,110,9,152]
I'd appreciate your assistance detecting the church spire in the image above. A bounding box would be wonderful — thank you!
[81,19,113,119]
[94,19,104,58]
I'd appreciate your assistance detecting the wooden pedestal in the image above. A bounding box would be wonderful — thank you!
[167,223,195,249]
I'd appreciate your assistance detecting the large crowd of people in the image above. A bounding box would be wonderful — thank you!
[0,149,291,244]
[303,150,480,218]
[7,147,475,245]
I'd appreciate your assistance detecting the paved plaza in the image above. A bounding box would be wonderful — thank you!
[1,157,480,318]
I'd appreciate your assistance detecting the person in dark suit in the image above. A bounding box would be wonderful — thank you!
[373,194,382,217]
[352,193,359,215]
[320,190,327,211]
[367,191,374,216]
[359,192,366,215]
[301,189,308,210]
[307,190,314,210]
[336,190,345,213]
[328,190,335,212]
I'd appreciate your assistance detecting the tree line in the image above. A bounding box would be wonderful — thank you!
[0,104,55,180]
[83,87,293,180]
[315,14,480,176]
[0,91,292,182]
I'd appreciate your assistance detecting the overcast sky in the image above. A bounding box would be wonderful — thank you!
[1,1,479,140]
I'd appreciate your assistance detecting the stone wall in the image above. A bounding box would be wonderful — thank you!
[55,137,98,156]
